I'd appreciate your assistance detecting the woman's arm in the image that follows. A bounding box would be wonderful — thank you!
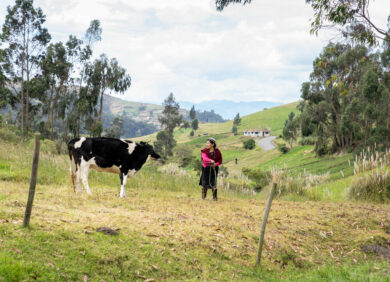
[201,152,213,164]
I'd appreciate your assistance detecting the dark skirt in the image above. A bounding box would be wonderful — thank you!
[199,166,219,188]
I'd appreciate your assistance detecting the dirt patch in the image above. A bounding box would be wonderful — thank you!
[361,236,390,261]
[96,227,120,235]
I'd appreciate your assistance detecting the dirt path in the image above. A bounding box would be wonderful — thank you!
[258,136,276,151]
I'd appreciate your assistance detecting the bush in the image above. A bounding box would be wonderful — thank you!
[219,165,229,177]
[278,144,290,154]
[242,168,271,191]
[0,127,19,143]
[243,139,256,150]
[55,139,68,155]
[190,130,194,137]
[174,144,193,167]
[0,114,2,127]
[317,143,329,156]
[299,137,316,145]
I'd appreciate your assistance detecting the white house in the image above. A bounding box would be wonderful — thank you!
[243,129,271,137]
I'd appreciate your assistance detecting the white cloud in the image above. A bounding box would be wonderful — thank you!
[0,0,389,105]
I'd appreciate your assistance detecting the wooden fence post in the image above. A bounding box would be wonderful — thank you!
[23,132,40,227]
[256,182,277,266]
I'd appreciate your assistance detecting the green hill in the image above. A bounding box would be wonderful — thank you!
[135,101,300,143]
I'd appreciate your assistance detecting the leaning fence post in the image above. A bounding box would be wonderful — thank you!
[23,132,40,228]
[256,182,277,266]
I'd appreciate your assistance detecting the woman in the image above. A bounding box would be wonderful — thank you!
[199,138,222,201]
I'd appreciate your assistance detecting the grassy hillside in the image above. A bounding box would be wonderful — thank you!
[0,135,389,280]
[134,101,300,143]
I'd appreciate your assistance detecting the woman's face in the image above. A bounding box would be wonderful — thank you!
[206,140,214,149]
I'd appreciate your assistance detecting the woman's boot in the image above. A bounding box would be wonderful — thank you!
[212,188,217,201]
[202,187,207,199]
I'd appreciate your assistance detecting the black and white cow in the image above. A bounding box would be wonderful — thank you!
[68,137,160,197]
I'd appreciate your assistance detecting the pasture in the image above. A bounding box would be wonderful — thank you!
[0,134,389,281]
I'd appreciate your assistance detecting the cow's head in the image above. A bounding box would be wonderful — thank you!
[140,141,160,160]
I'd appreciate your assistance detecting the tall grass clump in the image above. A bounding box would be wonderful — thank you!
[348,147,390,203]
[271,167,330,200]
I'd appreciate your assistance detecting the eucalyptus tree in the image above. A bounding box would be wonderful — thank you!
[1,0,51,134]
[0,48,13,109]
[306,0,390,46]
[92,54,131,123]
[297,42,390,152]
[40,42,72,139]
[68,19,102,137]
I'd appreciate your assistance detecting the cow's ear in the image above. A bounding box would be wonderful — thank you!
[140,141,146,146]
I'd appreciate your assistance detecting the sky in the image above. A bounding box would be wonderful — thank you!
[0,0,389,105]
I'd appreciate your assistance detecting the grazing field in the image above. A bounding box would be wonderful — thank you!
[0,136,389,281]
[134,101,300,144]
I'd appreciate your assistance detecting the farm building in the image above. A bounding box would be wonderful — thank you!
[243,129,270,137]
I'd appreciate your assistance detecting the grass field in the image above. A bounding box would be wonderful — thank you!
[133,101,300,143]
[0,132,390,280]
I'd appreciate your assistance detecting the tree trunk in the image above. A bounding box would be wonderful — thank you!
[49,86,55,139]
[99,91,104,122]
[20,68,25,135]
[25,68,30,134]
[50,83,64,139]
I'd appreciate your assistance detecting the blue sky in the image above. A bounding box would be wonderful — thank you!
[0,0,389,104]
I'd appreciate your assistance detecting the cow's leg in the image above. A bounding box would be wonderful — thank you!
[80,159,92,195]
[119,172,128,198]
[75,165,82,193]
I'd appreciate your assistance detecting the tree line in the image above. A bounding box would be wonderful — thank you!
[0,0,131,140]
[280,0,390,154]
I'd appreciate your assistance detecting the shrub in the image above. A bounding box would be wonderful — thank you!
[55,139,68,155]
[190,130,194,137]
[242,168,270,191]
[219,165,229,177]
[0,114,2,127]
[175,144,193,167]
[278,144,290,154]
[0,128,19,143]
[317,143,328,156]
[299,137,316,145]
[243,139,256,150]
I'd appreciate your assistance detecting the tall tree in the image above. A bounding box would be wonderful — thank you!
[70,19,102,137]
[191,118,199,131]
[92,54,131,123]
[40,41,72,139]
[189,105,196,120]
[306,0,390,46]
[0,48,14,109]
[154,93,183,159]
[1,0,51,134]
[232,112,241,134]
[283,112,298,148]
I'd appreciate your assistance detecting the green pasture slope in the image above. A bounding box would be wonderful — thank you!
[0,127,389,280]
[134,101,300,143]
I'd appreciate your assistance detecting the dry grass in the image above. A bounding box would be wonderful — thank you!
[1,176,389,280]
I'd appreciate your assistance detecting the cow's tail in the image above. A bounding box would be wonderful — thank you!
[68,141,76,192]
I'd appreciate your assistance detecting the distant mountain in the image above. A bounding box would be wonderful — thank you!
[104,95,226,125]
[179,100,281,120]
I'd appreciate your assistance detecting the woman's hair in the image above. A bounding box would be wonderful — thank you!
[207,138,217,148]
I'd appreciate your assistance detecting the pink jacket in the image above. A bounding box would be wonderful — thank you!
[201,148,222,168]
